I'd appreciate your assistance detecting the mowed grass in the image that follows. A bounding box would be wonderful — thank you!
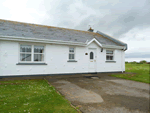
[0,79,78,113]
[110,64,149,83]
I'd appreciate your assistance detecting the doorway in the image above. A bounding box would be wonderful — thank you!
[88,48,97,72]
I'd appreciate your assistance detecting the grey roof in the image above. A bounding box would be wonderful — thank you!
[0,19,123,46]
[96,31,127,50]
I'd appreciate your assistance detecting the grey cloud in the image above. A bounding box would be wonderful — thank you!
[125,52,150,58]
[75,0,150,38]
[75,15,98,30]
[57,21,75,28]
[40,0,77,27]
[113,8,150,37]
[26,0,150,39]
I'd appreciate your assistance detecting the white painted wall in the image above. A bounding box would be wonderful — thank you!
[0,40,125,76]
[88,41,125,72]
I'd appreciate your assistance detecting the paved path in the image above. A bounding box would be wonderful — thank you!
[54,80,104,103]
[46,73,150,113]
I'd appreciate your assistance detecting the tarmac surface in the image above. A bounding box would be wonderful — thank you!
[46,73,150,113]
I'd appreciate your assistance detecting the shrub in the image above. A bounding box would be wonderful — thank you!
[140,60,147,64]
[136,62,142,64]
[130,61,137,64]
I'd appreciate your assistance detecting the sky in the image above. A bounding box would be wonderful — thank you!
[0,0,150,61]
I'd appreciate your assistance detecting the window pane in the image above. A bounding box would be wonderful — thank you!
[20,54,25,61]
[26,54,32,61]
[69,54,74,59]
[20,47,25,52]
[90,52,94,59]
[20,54,31,61]
[72,54,74,59]
[106,50,113,54]
[20,45,31,52]
[34,46,44,53]
[69,54,71,59]
[110,56,113,60]
[34,54,44,61]
[106,55,109,60]
[69,48,74,52]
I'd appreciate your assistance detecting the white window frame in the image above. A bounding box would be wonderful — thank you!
[68,47,76,60]
[34,45,45,62]
[19,43,45,63]
[106,49,114,61]
[20,45,32,62]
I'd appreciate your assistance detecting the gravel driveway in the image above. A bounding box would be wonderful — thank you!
[46,73,150,113]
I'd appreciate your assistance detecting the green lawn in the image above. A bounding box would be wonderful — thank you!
[110,64,150,83]
[0,79,79,113]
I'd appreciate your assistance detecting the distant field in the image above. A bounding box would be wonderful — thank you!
[110,64,149,83]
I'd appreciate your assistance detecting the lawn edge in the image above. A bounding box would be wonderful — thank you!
[44,78,82,113]
[108,74,150,84]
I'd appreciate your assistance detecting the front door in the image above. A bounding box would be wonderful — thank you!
[88,48,97,72]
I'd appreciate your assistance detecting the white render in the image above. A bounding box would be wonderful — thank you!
[0,40,125,76]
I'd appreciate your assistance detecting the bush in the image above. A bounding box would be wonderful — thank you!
[130,61,137,64]
[126,61,148,64]
[136,62,142,64]
[139,60,147,64]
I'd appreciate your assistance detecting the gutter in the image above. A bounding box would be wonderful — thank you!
[0,35,126,50]
[101,44,125,49]
[0,35,87,46]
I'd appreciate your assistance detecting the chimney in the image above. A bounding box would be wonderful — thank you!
[88,27,94,32]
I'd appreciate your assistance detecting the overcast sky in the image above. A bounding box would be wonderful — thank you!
[1,0,150,59]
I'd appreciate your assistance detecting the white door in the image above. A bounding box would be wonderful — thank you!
[88,48,97,72]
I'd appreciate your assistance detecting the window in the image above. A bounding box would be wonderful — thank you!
[106,50,114,60]
[34,46,44,61]
[20,45,32,61]
[90,52,94,59]
[20,44,44,62]
[69,47,75,60]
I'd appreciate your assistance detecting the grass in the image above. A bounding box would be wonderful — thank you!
[0,79,78,113]
[110,63,150,83]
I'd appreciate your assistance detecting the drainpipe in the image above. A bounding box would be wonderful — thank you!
[121,50,123,73]
[121,46,126,73]
[122,47,124,73]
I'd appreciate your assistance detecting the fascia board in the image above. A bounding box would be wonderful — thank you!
[102,44,125,49]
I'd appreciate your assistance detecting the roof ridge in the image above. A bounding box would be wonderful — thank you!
[0,19,96,34]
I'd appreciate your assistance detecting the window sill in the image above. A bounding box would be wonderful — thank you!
[105,61,116,63]
[67,60,77,62]
[16,63,47,65]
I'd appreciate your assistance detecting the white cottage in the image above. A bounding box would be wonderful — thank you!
[0,19,127,77]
